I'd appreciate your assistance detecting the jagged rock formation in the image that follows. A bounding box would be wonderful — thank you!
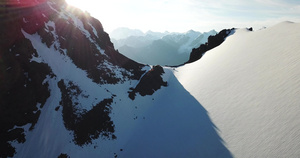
[57,80,116,145]
[186,27,254,64]
[128,65,168,100]
[186,28,235,64]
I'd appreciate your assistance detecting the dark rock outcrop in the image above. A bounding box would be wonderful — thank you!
[129,65,168,100]
[0,35,53,157]
[186,28,235,64]
[57,80,116,146]
[58,153,70,158]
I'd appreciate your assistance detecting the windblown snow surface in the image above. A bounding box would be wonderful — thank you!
[174,21,300,158]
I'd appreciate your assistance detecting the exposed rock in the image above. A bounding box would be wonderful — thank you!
[186,28,235,64]
[58,153,70,158]
[58,80,116,145]
[129,65,168,100]
[0,40,53,157]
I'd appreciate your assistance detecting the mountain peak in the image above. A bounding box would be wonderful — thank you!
[186,29,197,34]
[109,27,144,39]
[0,2,150,157]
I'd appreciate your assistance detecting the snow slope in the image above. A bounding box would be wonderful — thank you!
[174,21,300,158]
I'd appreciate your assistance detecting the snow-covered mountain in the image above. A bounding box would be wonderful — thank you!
[0,0,228,157]
[1,0,300,158]
[110,28,217,66]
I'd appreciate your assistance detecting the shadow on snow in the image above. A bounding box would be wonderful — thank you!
[120,70,232,158]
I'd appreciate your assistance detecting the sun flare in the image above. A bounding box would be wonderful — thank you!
[65,0,119,32]
[65,0,91,11]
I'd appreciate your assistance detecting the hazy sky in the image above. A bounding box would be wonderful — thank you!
[66,0,300,33]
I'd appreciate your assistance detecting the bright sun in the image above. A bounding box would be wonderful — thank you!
[65,0,92,12]
[63,0,183,33]
[64,0,118,32]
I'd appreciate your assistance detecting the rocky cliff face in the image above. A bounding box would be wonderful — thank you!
[0,0,166,157]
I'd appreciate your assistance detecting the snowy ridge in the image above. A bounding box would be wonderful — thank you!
[175,21,300,158]
[48,1,106,56]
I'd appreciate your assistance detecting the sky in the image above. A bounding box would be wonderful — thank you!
[65,0,300,33]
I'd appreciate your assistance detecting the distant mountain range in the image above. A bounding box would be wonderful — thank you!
[110,28,217,66]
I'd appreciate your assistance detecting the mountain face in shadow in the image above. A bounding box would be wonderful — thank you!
[119,69,232,158]
[0,0,231,157]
